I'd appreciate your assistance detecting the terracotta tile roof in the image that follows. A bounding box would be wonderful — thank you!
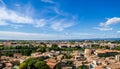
[46,59,57,69]
[5,62,13,67]
[94,65,105,69]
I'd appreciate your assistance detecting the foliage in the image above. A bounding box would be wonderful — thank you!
[0,45,3,50]
[2,44,84,56]
[35,61,49,69]
[54,65,61,69]
[21,49,32,56]
[19,57,50,69]
[64,54,72,59]
[66,61,73,65]
[36,57,44,61]
[19,62,27,69]
[114,46,120,50]
[37,47,46,53]
[4,52,13,57]
[77,65,88,69]
[51,44,60,51]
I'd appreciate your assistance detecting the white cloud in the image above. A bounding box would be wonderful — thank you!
[0,7,34,24]
[53,7,67,16]
[71,33,92,35]
[95,17,120,31]
[0,31,90,40]
[0,31,100,40]
[0,6,74,31]
[41,0,54,3]
[0,1,75,31]
[35,19,47,28]
[0,0,6,6]
[94,27,112,31]
[117,31,120,33]
[100,17,120,27]
[47,6,69,17]
[10,24,23,29]
[0,6,47,28]
[51,20,74,31]
[14,4,20,7]
[0,31,56,40]
[0,31,119,40]
[0,20,8,26]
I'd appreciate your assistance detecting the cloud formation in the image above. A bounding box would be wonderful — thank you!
[0,6,48,28]
[117,31,120,33]
[0,7,34,24]
[0,31,92,40]
[0,0,6,6]
[100,17,120,27]
[95,17,120,31]
[0,31,55,40]
[0,4,74,31]
[0,0,79,40]
[94,27,112,31]
[50,19,74,31]
[41,0,54,3]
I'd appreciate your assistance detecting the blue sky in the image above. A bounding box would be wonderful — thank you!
[0,0,120,40]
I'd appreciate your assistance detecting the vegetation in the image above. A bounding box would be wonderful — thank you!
[0,45,3,50]
[19,57,50,69]
[37,47,46,53]
[1,46,37,56]
[50,44,60,51]
[1,44,84,57]
[64,54,72,59]
[4,52,13,57]
[66,61,73,65]
[114,46,120,50]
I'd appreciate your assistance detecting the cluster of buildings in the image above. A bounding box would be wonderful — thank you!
[0,40,120,69]
[0,49,120,69]
[1,40,120,48]
[84,49,120,69]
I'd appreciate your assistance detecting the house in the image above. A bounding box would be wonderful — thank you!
[46,59,58,69]
[107,63,120,69]
[14,53,22,58]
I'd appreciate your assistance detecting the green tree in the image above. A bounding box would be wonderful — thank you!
[0,45,3,50]
[78,66,83,69]
[37,57,44,61]
[115,46,120,50]
[35,61,49,69]
[27,59,36,69]
[22,49,32,56]
[66,61,73,65]
[4,52,13,57]
[77,65,88,69]
[19,58,50,69]
[51,44,60,51]
[54,65,60,69]
[64,54,72,59]
[19,62,27,69]
[37,47,46,53]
